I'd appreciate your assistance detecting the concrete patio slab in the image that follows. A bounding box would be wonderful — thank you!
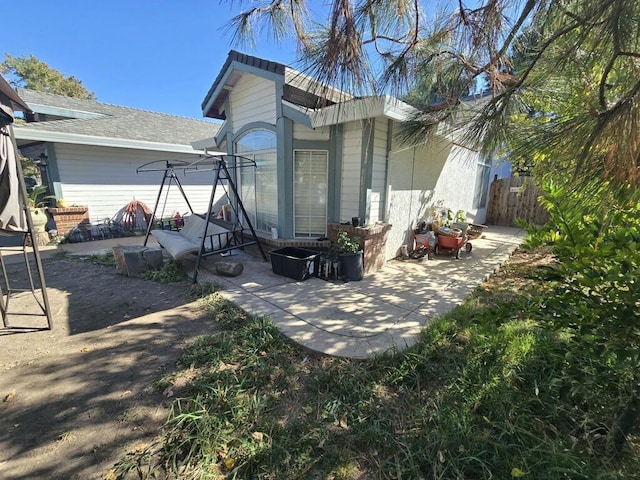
[15,225,525,359]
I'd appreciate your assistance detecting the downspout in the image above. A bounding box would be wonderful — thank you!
[43,143,63,201]
[359,119,374,225]
[382,119,392,222]
[329,124,343,224]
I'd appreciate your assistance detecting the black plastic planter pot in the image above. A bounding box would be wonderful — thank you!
[339,251,364,281]
[270,247,320,281]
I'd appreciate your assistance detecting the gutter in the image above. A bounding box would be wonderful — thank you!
[13,127,206,155]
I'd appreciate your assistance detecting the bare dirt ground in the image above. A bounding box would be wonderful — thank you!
[0,255,216,480]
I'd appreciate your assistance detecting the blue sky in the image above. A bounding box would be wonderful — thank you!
[3,1,316,120]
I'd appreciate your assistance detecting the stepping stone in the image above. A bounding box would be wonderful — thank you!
[113,245,163,277]
[215,261,244,277]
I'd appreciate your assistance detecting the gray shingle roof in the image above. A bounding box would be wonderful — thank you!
[17,89,219,146]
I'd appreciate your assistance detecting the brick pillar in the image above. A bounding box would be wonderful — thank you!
[48,206,90,237]
[327,222,392,274]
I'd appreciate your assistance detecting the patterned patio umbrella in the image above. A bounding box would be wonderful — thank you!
[0,74,31,232]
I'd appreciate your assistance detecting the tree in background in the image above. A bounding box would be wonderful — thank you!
[1,54,95,100]
[226,0,640,187]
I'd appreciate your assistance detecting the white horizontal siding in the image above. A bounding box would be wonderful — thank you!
[340,121,362,222]
[293,124,330,141]
[54,144,225,223]
[229,74,276,131]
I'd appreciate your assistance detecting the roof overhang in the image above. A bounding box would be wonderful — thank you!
[13,127,207,155]
[283,96,418,128]
[191,136,219,151]
[311,96,416,127]
[201,50,352,120]
[26,103,106,120]
[201,51,287,120]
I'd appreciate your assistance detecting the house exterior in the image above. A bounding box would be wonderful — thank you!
[200,50,493,260]
[13,89,220,225]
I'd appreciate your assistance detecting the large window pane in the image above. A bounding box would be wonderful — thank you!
[294,150,328,237]
[236,130,277,233]
[474,158,492,209]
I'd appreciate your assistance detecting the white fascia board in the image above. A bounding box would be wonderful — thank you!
[28,103,105,120]
[13,127,206,155]
[380,96,419,121]
[203,149,228,156]
[282,101,313,128]
[191,136,218,150]
[309,96,417,127]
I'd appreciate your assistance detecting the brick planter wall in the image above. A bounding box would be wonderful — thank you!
[48,206,90,237]
[327,222,392,274]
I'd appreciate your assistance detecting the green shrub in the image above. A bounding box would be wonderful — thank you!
[523,180,640,453]
[336,229,361,254]
[141,259,187,284]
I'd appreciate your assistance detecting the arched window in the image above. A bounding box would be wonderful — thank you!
[235,129,277,233]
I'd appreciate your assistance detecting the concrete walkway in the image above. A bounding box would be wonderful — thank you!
[9,226,524,359]
[195,226,524,358]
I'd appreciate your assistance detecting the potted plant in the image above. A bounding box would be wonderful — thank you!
[27,185,53,232]
[451,209,469,235]
[336,229,363,281]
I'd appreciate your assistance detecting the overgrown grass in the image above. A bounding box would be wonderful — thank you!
[141,260,187,284]
[113,249,639,479]
[75,251,189,284]
[84,250,116,266]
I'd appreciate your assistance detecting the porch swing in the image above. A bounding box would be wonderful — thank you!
[138,151,267,282]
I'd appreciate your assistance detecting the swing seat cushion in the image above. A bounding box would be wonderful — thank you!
[151,214,230,259]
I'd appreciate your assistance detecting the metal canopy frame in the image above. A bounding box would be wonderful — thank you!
[0,124,53,331]
[139,152,267,282]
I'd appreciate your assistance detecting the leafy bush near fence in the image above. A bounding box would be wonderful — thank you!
[522,181,640,454]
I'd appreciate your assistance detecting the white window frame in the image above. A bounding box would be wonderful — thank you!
[293,149,329,238]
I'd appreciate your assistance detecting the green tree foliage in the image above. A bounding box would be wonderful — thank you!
[1,54,95,100]
[226,0,640,187]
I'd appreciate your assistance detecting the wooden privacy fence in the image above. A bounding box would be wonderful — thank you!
[486,176,549,227]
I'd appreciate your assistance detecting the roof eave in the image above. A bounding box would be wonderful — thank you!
[309,96,417,127]
[0,75,31,117]
[201,50,288,119]
[26,103,106,120]
[13,127,207,155]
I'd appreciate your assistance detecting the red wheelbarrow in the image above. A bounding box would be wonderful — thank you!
[435,233,466,259]
[431,223,472,259]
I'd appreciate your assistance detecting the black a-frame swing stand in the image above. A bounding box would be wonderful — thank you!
[137,159,195,225]
[139,154,267,282]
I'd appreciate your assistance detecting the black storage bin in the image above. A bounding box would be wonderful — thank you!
[270,247,320,281]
